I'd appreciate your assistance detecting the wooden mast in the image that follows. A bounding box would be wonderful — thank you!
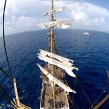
[50,0,55,108]
[92,94,109,109]
[13,78,21,107]
[50,0,55,52]
[12,78,31,109]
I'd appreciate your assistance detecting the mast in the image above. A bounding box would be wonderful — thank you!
[50,0,55,108]
[12,78,31,109]
[92,70,109,109]
[38,1,75,108]
[92,94,109,109]
[13,78,21,107]
[50,0,55,53]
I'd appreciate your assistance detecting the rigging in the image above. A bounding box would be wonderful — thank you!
[1,1,31,108]
[2,0,14,79]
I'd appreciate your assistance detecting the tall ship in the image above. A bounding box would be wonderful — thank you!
[37,0,78,109]
[0,0,109,109]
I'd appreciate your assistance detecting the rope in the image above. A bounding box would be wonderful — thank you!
[1,0,19,108]
[89,92,104,109]
[0,66,13,80]
[0,22,23,31]
[71,80,79,109]
[20,71,37,101]
[68,96,79,109]
[22,72,34,94]
[89,84,108,109]
[3,0,14,79]
[71,78,77,106]
[64,78,79,109]
[0,85,18,109]
[76,78,92,107]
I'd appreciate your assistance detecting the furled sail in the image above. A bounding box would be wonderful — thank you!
[37,21,57,28]
[38,53,78,77]
[37,64,76,93]
[40,49,73,66]
[57,20,72,29]
[38,19,72,29]
[42,7,65,16]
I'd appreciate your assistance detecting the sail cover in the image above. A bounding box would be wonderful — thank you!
[38,21,57,28]
[40,49,73,66]
[57,20,72,29]
[38,53,77,77]
[38,19,72,29]
[37,64,76,93]
[42,7,65,16]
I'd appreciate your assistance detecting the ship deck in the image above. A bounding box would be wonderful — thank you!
[40,67,69,109]
[40,83,69,109]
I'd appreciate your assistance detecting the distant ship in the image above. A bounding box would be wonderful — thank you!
[83,32,90,36]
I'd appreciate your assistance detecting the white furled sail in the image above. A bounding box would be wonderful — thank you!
[38,21,57,28]
[38,53,78,77]
[42,7,65,16]
[38,20,72,29]
[57,20,72,29]
[37,64,76,93]
[40,49,73,66]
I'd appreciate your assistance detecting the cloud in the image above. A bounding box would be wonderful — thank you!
[0,0,109,36]
[71,11,90,25]
[11,16,36,27]
[64,1,109,31]
[70,2,109,19]
[3,15,38,35]
[93,17,105,24]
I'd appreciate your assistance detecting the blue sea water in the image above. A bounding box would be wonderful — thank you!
[0,29,109,109]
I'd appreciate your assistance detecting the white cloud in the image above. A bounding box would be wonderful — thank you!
[64,1,109,31]
[100,17,105,23]
[71,11,90,25]
[13,16,36,27]
[0,0,109,36]
[93,17,105,24]
[4,15,37,35]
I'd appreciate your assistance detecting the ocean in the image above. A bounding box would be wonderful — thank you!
[0,29,109,109]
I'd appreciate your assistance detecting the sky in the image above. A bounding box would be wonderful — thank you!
[0,0,109,36]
